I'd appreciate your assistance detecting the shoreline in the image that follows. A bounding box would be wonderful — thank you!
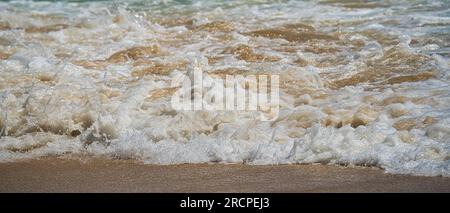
[0,158,449,192]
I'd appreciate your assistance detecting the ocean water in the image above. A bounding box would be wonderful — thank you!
[0,0,449,176]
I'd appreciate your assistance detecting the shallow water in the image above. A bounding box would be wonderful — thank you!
[0,0,449,176]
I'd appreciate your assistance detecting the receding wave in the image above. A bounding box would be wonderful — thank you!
[0,0,449,176]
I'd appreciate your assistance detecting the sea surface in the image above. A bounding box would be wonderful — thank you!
[0,0,449,176]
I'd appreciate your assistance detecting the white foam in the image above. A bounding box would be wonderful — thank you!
[0,0,449,177]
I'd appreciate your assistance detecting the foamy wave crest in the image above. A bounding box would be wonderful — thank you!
[0,0,449,176]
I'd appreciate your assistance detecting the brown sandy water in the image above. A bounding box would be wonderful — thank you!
[0,0,450,177]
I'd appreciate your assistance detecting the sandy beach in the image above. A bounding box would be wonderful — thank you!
[0,158,449,193]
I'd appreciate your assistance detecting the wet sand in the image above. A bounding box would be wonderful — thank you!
[0,158,449,192]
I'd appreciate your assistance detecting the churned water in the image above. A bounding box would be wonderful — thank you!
[0,0,449,176]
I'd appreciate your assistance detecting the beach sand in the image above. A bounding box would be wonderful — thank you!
[0,158,449,192]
